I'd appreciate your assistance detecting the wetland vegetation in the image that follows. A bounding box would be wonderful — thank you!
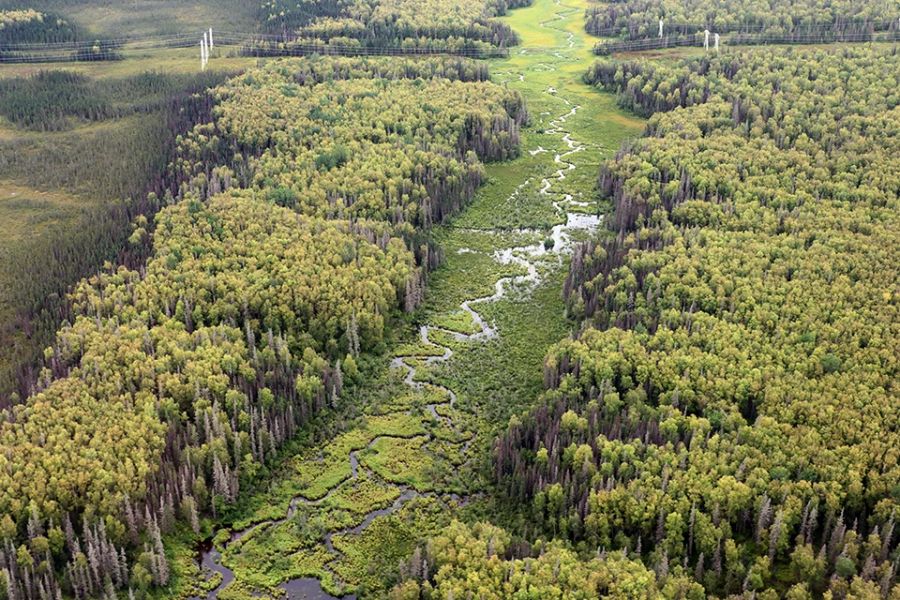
[0,0,896,598]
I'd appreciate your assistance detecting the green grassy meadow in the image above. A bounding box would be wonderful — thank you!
[0,0,259,37]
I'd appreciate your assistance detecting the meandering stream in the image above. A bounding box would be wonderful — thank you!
[193,1,600,598]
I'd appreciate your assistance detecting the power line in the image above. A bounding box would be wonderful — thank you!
[4,20,896,52]
[594,29,900,55]
[2,18,897,64]
[1,32,527,63]
[0,45,514,64]
[0,32,203,50]
[585,17,899,38]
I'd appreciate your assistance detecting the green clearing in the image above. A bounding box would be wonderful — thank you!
[0,66,240,401]
[178,0,644,597]
[0,181,80,388]
[0,47,260,81]
[0,0,259,38]
[0,180,81,243]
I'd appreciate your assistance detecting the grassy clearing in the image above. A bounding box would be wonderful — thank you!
[226,521,335,590]
[430,310,480,335]
[284,413,428,502]
[451,135,564,230]
[359,435,440,490]
[0,66,242,401]
[392,340,444,358]
[423,233,531,313]
[0,49,260,81]
[0,180,82,244]
[325,471,402,516]
[0,0,259,38]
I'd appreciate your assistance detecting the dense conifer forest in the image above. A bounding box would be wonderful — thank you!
[485,46,899,598]
[585,0,898,39]
[0,0,897,598]
[256,0,532,54]
[0,10,75,45]
[0,69,235,406]
[0,55,524,599]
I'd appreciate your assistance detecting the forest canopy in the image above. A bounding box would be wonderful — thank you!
[490,46,899,598]
[0,9,75,44]
[390,520,676,599]
[585,0,898,40]
[0,56,524,600]
[255,0,532,55]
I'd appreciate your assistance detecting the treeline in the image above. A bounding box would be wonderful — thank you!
[259,0,532,33]
[0,70,234,132]
[487,46,899,598]
[585,0,898,40]
[391,520,692,598]
[0,41,122,65]
[283,54,492,84]
[0,56,525,599]
[175,57,526,230]
[0,9,75,45]
[593,30,900,56]
[0,70,235,406]
[0,71,105,131]
[257,0,355,35]
[583,57,714,117]
[253,0,531,56]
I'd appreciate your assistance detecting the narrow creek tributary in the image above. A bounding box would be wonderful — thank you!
[194,4,599,598]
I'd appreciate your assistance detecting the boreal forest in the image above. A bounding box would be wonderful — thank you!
[0,0,896,599]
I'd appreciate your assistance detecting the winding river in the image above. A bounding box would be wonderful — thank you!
[194,1,599,598]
